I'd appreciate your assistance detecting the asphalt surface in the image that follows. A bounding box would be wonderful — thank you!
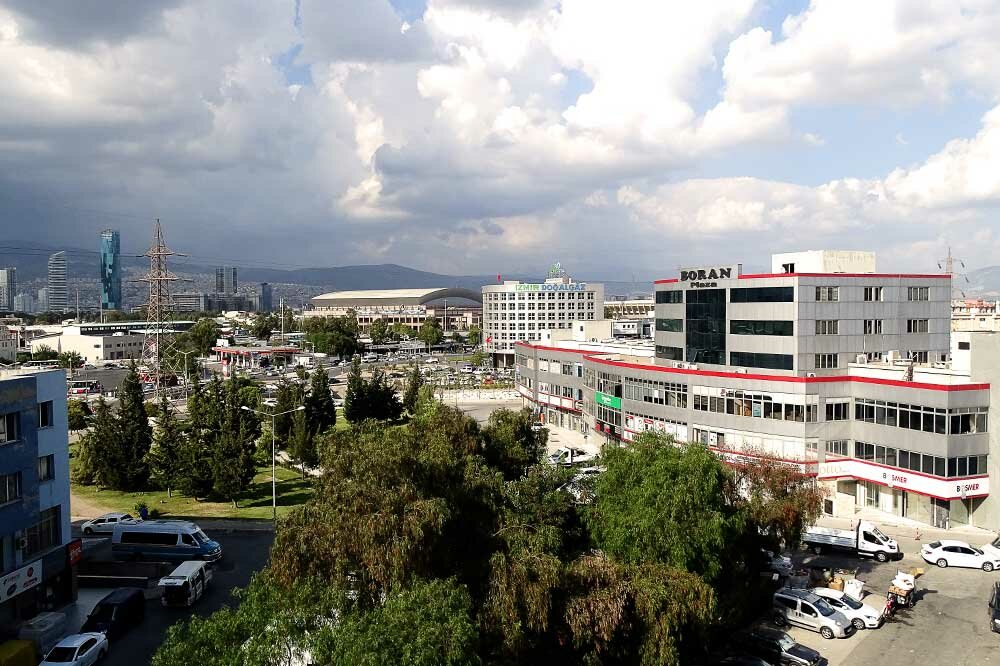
[756,528,1000,665]
[73,531,274,666]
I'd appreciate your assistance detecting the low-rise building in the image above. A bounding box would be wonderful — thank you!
[953,299,1000,332]
[0,368,76,631]
[307,288,482,335]
[515,251,997,530]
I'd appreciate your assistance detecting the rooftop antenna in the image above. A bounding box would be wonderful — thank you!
[937,246,970,299]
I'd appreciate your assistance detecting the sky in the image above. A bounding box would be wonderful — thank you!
[2,0,1000,280]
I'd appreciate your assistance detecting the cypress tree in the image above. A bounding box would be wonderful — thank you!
[147,396,184,496]
[116,363,152,490]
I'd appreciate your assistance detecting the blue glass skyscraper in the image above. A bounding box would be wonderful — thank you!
[100,229,122,311]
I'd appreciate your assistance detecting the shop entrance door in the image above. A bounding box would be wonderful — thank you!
[861,481,880,508]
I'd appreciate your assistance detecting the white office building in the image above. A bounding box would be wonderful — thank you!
[483,274,604,367]
[515,251,997,530]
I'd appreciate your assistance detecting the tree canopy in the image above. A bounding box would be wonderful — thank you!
[155,408,822,665]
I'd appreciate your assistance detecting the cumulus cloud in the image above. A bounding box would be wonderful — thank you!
[2,0,1000,278]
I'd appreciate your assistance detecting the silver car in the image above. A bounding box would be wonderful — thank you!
[773,588,855,639]
[81,512,135,536]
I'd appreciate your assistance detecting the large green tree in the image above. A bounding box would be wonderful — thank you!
[187,318,221,355]
[250,314,276,341]
[67,400,91,432]
[146,397,184,496]
[402,364,423,414]
[417,316,444,347]
[480,408,547,481]
[305,364,336,435]
[210,379,262,506]
[302,315,360,358]
[32,345,58,361]
[466,325,482,347]
[368,317,391,345]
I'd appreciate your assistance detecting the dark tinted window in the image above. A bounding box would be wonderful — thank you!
[730,286,794,303]
[730,320,793,336]
[655,318,683,332]
[775,596,797,610]
[121,530,179,545]
[686,289,726,365]
[730,352,794,371]
[655,346,683,361]
[655,290,683,304]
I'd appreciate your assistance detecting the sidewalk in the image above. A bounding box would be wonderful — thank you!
[542,423,601,455]
[816,508,997,545]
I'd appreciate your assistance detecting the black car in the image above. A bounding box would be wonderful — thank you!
[737,627,822,666]
[81,587,146,640]
[990,581,1000,633]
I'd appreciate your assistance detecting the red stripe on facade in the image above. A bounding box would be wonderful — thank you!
[580,355,990,393]
[653,278,679,284]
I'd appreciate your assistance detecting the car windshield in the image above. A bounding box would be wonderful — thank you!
[974,547,985,556]
[872,526,888,542]
[776,633,795,650]
[814,598,836,616]
[44,647,77,662]
[193,530,211,544]
[90,605,116,623]
[991,537,1000,549]
[840,594,863,610]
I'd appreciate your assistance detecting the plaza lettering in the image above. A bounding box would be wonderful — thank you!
[679,267,733,282]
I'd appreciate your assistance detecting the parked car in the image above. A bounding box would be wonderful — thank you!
[735,627,822,666]
[921,540,1000,571]
[159,560,214,608]
[80,513,135,536]
[810,587,881,630]
[760,550,793,576]
[112,520,222,563]
[772,588,855,639]
[546,447,598,467]
[81,588,145,640]
[559,466,605,504]
[40,633,108,666]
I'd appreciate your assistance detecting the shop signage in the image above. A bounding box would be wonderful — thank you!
[67,539,83,566]
[514,283,586,292]
[0,560,42,604]
[679,264,740,289]
[818,459,990,500]
[595,392,621,410]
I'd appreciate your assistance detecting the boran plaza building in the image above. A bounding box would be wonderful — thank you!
[515,251,1000,531]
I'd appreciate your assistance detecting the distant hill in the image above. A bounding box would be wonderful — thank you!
[966,266,1000,298]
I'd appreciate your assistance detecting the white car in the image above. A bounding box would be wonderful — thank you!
[811,587,882,630]
[559,466,605,504]
[546,447,598,466]
[81,512,135,536]
[921,539,1000,571]
[41,633,108,666]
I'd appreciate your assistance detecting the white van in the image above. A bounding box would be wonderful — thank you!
[158,560,213,607]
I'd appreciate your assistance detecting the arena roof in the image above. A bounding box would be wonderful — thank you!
[310,287,482,308]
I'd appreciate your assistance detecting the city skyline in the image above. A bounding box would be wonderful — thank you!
[1,2,1000,277]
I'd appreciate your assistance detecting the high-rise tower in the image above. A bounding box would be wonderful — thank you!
[0,268,15,312]
[47,252,67,312]
[100,229,122,310]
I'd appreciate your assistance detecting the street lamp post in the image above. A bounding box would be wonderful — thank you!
[176,350,196,401]
[241,404,305,522]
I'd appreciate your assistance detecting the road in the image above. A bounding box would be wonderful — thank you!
[771,525,1000,665]
[70,531,274,666]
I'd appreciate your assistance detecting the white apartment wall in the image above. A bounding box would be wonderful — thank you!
[771,250,876,273]
[967,333,1000,528]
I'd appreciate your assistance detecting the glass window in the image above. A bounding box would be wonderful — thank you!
[686,289,726,365]
[655,346,683,361]
[655,290,683,304]
[730,320,793,336]
[656,318,683,332]
[38,401,53,428]
[37,455,55,482]
[0,413,19,444]
[730,352,794,371]
[730,287,794,303]
[958,457,968,476]
[815,353,838,369]
[922,455,934,474]
[863,286,884,302]
[815,286,839,302]
[815,320,839,335]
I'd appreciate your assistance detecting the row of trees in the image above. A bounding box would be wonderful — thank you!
[301,314,361,358]
[154,392,822,664]
[368,317,481,347]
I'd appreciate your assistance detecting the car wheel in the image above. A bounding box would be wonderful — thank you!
[984,562,995,572]
[84,527,93,536]
[852,618,865,630]
[875,552,889,563]
[820,626,835,640]
[937,558,948,568]
[773,613,787,627]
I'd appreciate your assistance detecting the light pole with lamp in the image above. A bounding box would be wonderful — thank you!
[241,404,305,522]
[175,349,196,401]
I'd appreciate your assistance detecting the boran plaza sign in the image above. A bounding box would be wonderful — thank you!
[679,265,741,288]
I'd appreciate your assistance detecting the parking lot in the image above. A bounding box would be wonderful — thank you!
[768,525,1000,665]
[64,530,274,665]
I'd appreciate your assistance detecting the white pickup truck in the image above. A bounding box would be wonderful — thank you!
[802,520,901,562]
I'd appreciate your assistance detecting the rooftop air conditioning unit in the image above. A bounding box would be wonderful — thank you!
[886,350,902,362]
[734,368,748,374]
[856,354,868,364]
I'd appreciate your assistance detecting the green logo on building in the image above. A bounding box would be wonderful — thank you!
[595,392,621,410]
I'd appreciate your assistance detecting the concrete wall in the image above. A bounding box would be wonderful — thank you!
[968,332,1000,529]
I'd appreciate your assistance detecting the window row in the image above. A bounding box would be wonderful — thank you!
[854,441,987,478]
[655,318,683,332]
[655,345,683,361]
[730,286,794,303]
[815,353,839,369]
[730,320,793,336]
[730,351,794,371]
[692,387,819,422]
[854,398,988,434]
[623,378,688,408]
[485,292,596,300]
[908,287,929,301]
[655,290,684,304]
[906,319,929,334]
[596,404,622,427]
[538,383,582,400]
[815,319,838,335]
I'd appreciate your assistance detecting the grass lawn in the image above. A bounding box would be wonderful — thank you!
[70,461,316,520]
